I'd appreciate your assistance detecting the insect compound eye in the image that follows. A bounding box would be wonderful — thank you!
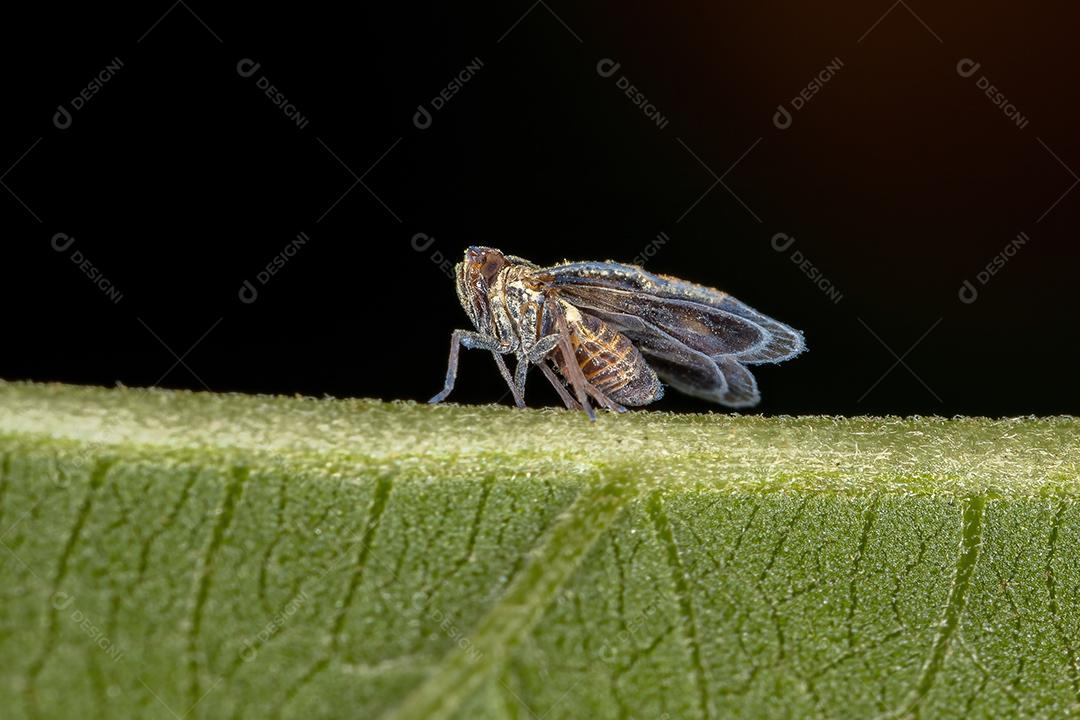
[465,246,506,286]
[479,257,502,284]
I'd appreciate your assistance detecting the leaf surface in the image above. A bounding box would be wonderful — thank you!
[0,381,1077,719]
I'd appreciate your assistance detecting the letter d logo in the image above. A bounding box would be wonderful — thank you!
[411,233,435,252]
[238,279,259,304]
[956,58,981,78]
[413,105,433,130]
[958,279,978,304]
[771,232,796,252]
[51,592,74,610]
[596,58,621,78]
[51,232,75,252]
[236,58,261,78]
[773,104,792,130]
[53,104,73,130]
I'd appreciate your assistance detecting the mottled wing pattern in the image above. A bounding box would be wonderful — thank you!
[543,261,806,407]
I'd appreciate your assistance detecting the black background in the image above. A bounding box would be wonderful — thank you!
[2,3,1077,416]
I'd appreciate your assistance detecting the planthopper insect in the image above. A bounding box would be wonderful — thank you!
[430,246,806,420]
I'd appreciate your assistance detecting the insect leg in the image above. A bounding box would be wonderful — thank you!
[513,333,561,400]
[533,328,623,414]
[583,384,627,413]
[548,300,596,420]
[525,334,561,363]
[492,352,526,408]
[524,334,579,409]
[538,361,581,410]
[513,353,529,400]
[429,329,524,407]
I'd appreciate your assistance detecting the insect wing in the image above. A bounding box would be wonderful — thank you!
[542,261,804,407]
[554,284,765,357]
[656,271,805,363]
[546,261,805,364]
[565,304,760,406]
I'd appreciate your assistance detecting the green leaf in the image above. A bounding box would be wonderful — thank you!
[0,380,1078,719]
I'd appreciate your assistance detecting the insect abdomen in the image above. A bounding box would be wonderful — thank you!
[566,312,662,406]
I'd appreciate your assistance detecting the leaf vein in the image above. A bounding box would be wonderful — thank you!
[648,490,714,720]
[187,465,249,710]
[23,458,112,718]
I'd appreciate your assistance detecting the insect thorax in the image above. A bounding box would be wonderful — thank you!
[499,274,548,351]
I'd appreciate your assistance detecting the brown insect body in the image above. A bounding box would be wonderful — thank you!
[430,246,805,419]
[556,303,661,407]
